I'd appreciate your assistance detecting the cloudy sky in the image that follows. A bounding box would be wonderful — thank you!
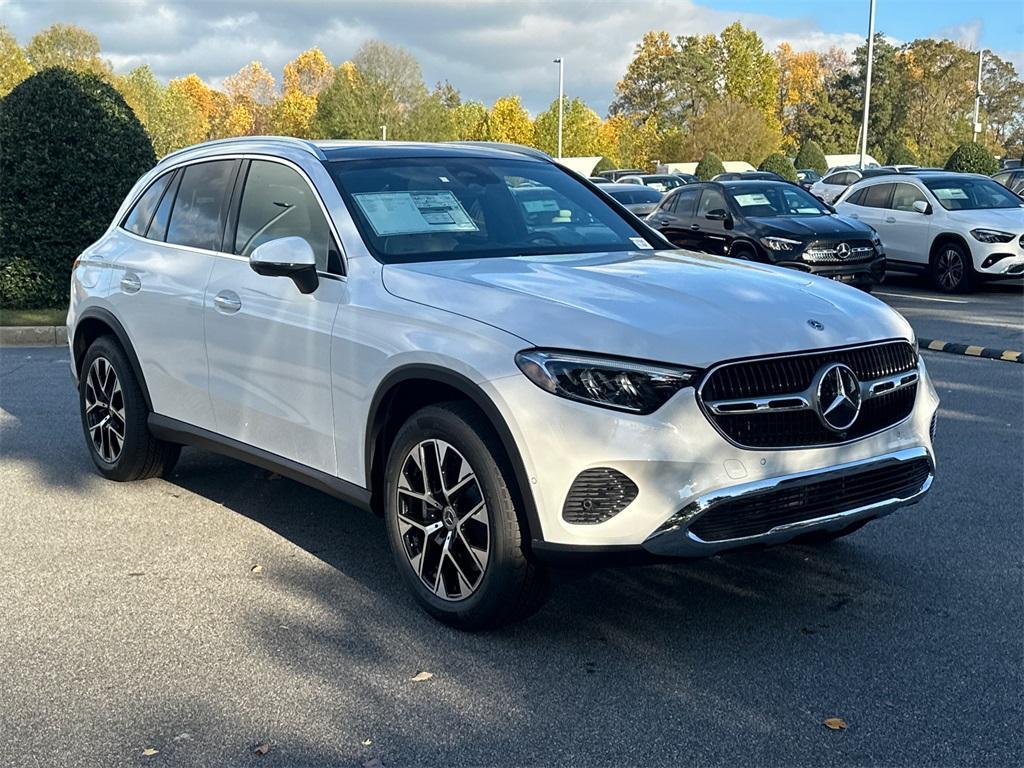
[3,0,1022,114]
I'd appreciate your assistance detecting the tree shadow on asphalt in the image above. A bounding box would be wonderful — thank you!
[162,447,948,767]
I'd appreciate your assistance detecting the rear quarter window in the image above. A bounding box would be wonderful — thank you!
[122,173,173,237]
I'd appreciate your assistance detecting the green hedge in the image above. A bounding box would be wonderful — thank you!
[0,68,155,308]
[944,142,997,176]
[793,140,827,175]
[695,151,725,180]
[759,153,798,182]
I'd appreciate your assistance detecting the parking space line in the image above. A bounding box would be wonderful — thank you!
[876,291,969,304]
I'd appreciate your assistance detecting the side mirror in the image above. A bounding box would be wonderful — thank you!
[825,202,837,214]
[249,236,319,294]
[705,208,731,222]
[912,200,932,215]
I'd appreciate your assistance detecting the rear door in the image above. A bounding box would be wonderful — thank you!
[109,159,238,430]
[203,158,346,474]
[884,182,933,265]
[853,182,894,235]
[652,186,701,249]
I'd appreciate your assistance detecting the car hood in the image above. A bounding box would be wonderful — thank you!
[747,214,873,238]
[382,250,913,368]
[945,206,1024,230]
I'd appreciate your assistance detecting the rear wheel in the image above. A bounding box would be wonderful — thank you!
[931,242,974,293]
[384,402,549,629]
[79,336,180,481]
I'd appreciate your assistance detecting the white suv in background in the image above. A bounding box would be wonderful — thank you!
[836,172,1024,292]
[68,138,939,628]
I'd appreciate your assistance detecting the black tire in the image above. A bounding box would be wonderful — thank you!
[383,402,549,630]
[730,243,757,261]
[931,241,975,293]
[796,518,870,545]
[79,335,180,481]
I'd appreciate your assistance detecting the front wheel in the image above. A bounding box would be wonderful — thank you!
[384,402,549,629]
[931,243,975,293]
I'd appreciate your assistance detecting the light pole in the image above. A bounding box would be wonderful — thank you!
[381,125,387,141]
[972,48,985,143]
[858,0,876,169]
[553,56,564,159]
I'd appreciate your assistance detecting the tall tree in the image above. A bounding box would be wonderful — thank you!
[609,31,678,125]
[223,60,277,134]
[720,22,779,128]
[902,39,975,164]
[486,96,534,145]
[776,43,824,147]
[25,23,108,75]
[534,97,602,157]
[282,48,333,97]
[451,100,488,141]
[0,25,32,97]
[312,61,376,139]
[686,99,782,164]
[115,65,205,156]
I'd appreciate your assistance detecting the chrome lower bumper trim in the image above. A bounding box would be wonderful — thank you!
[642,446,934,557]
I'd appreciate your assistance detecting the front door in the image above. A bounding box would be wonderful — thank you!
[884,183,933,265]
[651,186,701,249]
[204,159,345,475]
[694,187,733,255]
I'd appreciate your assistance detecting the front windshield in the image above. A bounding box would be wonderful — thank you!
[923,177,1023,211]
[726,183,829,217]
[327,156,655,263]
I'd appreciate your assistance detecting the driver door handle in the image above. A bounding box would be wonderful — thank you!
[885,217,896,223]
[689,224,701,231]
[213,291,241,314]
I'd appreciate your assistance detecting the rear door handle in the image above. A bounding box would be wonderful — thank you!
[119,272,141,294]
[689,224,701,231]
[884,217,896,223]
[213,291,242,314]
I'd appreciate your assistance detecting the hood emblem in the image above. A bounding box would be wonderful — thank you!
[807,319,825,331]
[813,363,862,432]
[835,242,852,260]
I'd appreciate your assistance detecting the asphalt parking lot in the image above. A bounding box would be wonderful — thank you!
[1,278,1021,768]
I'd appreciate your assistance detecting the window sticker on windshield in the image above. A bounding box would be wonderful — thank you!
[734,193,771,207]
[352,191,479,236]
[522,199,560,213]
[630,237,654,249]
[932,187,969,200]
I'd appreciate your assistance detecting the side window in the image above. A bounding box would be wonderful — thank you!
[122,173,173,237]
[862,183,893,208]
[166,160,237,251]
[658,191,679,214]
[697,187,727,218]
[992,172,1011,187]
[673,187,700,218]
[147,170,181,241]
[845,188,864,206]
[234,161,334,271]
[1010,173,1024,194]
[824,173,841,185]
[891,183,927,212]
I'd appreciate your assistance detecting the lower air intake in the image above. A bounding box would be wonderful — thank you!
[562,468,638,524]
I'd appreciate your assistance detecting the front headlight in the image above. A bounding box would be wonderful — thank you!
[970,228,1014,243]
[759,236,802,252]
[515,350,699,414]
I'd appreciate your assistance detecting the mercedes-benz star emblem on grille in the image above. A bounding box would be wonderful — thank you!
[807,319,825,331]
[835,242,852,260]
[814,363,862,432]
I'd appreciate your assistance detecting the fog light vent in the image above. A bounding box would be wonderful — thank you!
[562,468,638,524]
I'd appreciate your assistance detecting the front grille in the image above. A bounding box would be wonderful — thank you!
[700,341,918,448]
[562,468,638,524]
[688,456,931,542]
[803,239,876,263]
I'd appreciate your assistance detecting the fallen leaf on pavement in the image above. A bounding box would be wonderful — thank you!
[254,742,271,755]
[410,671,433,682]
[823,717,848,730]
[361,738,373,746]
[250,564,263,574]
[142,747,159,756]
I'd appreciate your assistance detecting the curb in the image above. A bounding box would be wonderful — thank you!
[0,325,67,347]
[920,338,1023,364]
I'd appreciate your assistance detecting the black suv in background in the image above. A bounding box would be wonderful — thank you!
[646,180,885,290]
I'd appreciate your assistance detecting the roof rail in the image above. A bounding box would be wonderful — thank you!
[160,136,326,164]
[448,141,553,162]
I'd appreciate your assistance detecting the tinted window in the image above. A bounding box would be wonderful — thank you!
[992,172,1012,186]
[327,157,653,264]
[861,183,893,208]
[697,187,728,217]
[673,187,700,218]
[891,183,927,212]
[235,160,333,271]
[824,173,845,185]
[923,177,1022,210]
[166,160,236,251]
[123,173,173,237]
[845,188,864,205]
[147,170,180,241]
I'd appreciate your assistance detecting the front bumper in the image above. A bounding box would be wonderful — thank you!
[970,237,1024,277]
[482,356,938,557]
[776,254,886,286]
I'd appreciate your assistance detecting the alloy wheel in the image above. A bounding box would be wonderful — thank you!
[396,439,490,601]
[84,356,126,463]
[937,248,964,291]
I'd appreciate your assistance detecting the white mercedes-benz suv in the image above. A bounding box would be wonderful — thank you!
[68,138,939,628]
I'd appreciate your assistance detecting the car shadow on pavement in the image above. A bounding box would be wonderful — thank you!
[162,446,940,766]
